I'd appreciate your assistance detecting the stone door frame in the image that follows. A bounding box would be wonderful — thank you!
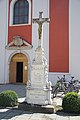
[8,51,30,84]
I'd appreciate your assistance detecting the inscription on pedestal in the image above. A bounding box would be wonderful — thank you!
[31,69,45,87]
[29,90,45,100]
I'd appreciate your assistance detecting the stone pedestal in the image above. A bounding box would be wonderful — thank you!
[26,47,52,105]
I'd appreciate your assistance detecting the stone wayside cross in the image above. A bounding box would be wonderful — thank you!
[33,12,50,48]
[26,12,52,105]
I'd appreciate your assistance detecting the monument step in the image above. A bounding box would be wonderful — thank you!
[18,102,55,114]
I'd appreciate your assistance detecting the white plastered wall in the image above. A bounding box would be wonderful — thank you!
[0,0,8,83]
[69,0,80,80]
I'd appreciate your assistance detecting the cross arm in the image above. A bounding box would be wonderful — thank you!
[42,18,50,23]
[32,18,39,23]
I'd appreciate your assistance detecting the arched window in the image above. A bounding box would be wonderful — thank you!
[13,0,29,24]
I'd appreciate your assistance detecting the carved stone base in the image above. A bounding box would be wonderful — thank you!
[26,88,52,105]
[26,47,52,105]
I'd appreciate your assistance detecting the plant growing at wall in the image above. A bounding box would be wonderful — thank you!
[0,90,18,107]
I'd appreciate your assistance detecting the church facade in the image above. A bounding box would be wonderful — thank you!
[0,0,80,84]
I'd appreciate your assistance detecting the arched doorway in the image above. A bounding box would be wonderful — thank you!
[9,53,28,83]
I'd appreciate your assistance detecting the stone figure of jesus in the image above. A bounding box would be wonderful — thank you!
[33,12,50,48]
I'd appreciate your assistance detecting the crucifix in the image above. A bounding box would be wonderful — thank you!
[33,12,50,48]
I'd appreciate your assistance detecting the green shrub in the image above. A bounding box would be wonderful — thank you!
[62,92,80,113]
[0,90,18,107]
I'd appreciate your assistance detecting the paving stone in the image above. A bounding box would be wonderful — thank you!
[56,115,69,120]
[70,116,80,120]
[46,114,56,120]
[13,115,30,120]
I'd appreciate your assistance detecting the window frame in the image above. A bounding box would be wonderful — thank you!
[10,0,31,26]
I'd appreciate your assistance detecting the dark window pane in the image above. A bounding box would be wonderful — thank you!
[19,16,24,24]
[24,7,29,15]
[19,8,24,15]
[15,2,19,7]
[25,1,29,7]
[14,8,19,16]
[19,1,25,7]
[13,17,18,24]
[24,16,28,23]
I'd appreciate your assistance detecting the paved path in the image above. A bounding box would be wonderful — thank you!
[0,84,80,120]
[0,84,26,98]
[0,108,80,120]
